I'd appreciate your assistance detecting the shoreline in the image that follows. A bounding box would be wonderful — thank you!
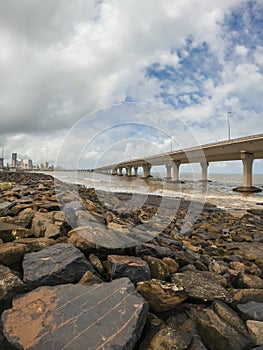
[1,171,263,349]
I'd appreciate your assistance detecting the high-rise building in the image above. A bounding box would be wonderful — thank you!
[28,159,33,170]
[11,153,17,167]
[0,158,3,167]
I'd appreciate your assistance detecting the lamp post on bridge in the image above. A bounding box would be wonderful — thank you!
[227,111,231,140]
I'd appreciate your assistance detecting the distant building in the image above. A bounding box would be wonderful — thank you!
[28,159,33,170]
[0,157,3,167]
[11,153,17,168]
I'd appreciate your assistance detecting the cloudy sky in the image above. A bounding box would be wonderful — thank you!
[0,0,262,173]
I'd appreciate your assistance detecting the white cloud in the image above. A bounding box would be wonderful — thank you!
[0,0,262,172]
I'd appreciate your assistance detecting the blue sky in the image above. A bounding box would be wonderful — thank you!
[0,0,262,173]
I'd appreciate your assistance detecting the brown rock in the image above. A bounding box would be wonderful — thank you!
[237,274,263,289]
[246,320,263,346]
[162,257,179,274]
[233,289,263,303]
[0,242,30,266]
[79,270,103,286]
[0,222,32,242]
[143,256,170,280]
[0,265,26,301]
[137,279,188,313]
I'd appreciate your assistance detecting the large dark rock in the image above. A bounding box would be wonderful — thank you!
[197,301,252,350]
[171,270,232,303]
[0,265,26,301]
[2,278,148,350]
[237,274,263,289]
[23,243,96,288]
[137,279,188,313]
[237,301,263,321]
[107,255,151,284]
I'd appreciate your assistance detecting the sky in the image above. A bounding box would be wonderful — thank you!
[0,0,262,173]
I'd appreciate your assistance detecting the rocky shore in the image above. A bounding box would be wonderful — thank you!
[0,171,263,349]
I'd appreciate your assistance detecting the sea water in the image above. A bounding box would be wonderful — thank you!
[51,171,263,214]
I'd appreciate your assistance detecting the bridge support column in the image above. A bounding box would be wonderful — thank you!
[172,161,181,182]
[118,167,123,176]
[142,164,151,178]
[234,151,262,192]
[165,164,172,179]
[126,166,132,177]
[200,162,209,182]
[134,167,138,176]
[112,168,117,175]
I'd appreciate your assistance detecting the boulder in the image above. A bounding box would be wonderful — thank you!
[247,320,263,346]
[162,257,179,274]
[137,279,188,313]
[31,211,68,238]
[0,265,26,301]
[237,302,263,321]
[107,255,151,284]
[237,274,263,289]
[23,243,96,288]
[233,289,263,303]
[0,222,32,242]
[197,301,252,350]
[0,242,30,266]
[139,326,190,350]
[2,278,148,350]
[68,231,126,258]
[171,270,232,303]
[136,243,174,259]
[143,256,170,280]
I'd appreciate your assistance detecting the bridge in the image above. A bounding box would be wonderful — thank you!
[93,134,263,192]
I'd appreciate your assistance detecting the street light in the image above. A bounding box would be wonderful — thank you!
[227,111,231,140]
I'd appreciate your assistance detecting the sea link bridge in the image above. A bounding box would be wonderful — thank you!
[93,134,263,193]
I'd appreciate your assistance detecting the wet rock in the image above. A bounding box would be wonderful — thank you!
[0,223,32,242]
[197,301,252,350]
[247,320,263,346]
[233,289,263,303]
[2,278,148,350]
[237,301,263,321]
[237,274,263,289]
[0,265,26,301]
[79,270,104,286]
[143,256,170,280]
[137,279,188,313]
[171,270,232,303]
[107,255,151,284]
[23,243,96,288]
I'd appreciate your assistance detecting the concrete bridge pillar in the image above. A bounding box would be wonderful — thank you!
[165,164,172,179]
[200,162,209,181]
[172,161,181,181]
[241,151,253,187]
[142,164,151,178]
[118,167,123,176]
[134,167,138,176]
[126,166,132,177]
